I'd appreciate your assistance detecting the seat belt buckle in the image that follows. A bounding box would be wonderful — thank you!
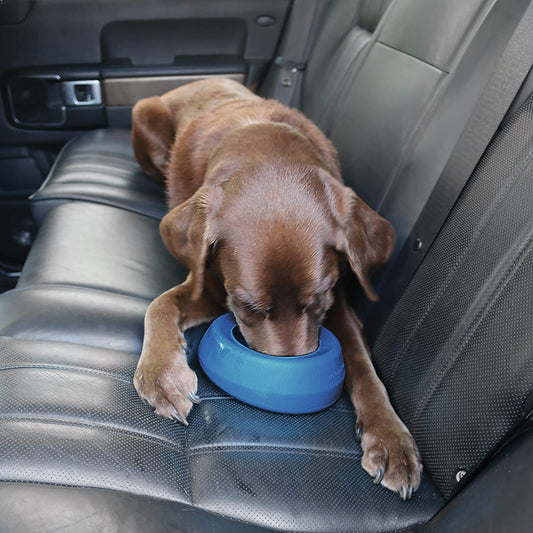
[274,57,306,87]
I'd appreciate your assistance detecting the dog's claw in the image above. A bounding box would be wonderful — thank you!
[373,468,384,485]
[406,486,413,500]
[172,413,189,426]
[400,486,408,501]
[187,392,202,404]
[356,425,363,442]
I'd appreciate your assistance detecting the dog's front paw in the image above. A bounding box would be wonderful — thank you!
[134,350,200,425]
[357,417,422,500]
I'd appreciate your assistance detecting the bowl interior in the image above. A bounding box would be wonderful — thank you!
[230,323,320,358]
[231,324,250,349]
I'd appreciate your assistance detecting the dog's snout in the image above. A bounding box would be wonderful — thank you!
[266,341,319,357]
[241,317,319,357]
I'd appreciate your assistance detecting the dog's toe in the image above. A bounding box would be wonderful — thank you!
[358,419,423,499]
[134,358,199,424]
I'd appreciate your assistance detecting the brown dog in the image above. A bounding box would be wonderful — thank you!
[132,78,422,499]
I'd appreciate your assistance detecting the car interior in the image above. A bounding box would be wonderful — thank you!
[0,0,532,531]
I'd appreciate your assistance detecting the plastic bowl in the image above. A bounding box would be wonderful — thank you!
[198,313,345,414]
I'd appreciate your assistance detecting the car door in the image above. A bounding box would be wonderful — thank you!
[0,0,290,268]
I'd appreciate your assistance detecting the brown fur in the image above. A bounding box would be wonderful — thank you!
[132,78,422,498]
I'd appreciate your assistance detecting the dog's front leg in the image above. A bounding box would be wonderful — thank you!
[134,274,224,424]
[325,284,422,499]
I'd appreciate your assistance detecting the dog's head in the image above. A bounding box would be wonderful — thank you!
[160,166,394,356]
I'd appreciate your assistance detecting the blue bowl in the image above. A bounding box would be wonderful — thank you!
[198,313,345,414]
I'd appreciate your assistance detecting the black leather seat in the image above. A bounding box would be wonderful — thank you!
[29,0,525,264]
[0,201,446,531]
[0,330,444,532]
[1,0,533,531]
[31,128,167,224]
[17,202,185,300]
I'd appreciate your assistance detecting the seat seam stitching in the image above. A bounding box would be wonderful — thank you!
[0,414,184,450]
[5,283,153,303]
[0,364,133,384]
[0,415,361,459]
[29,197,164,220]
[376,40,448,73]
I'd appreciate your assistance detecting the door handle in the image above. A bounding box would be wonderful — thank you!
[61,80,102,106]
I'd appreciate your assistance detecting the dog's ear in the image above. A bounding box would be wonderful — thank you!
[132,96,174,182]
[321,172,396,302]
[159,185,222,299]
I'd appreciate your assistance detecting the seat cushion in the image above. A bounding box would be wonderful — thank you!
[0,286,147,352]
[4,202,187,352]
[0,198,445,530]
[18,202,187,300]
[0,335,444,532]
[30,129,167,224]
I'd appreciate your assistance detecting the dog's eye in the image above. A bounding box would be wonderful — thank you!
[229,296,270,320]
[304,288,334,320]
[305,301,324,318]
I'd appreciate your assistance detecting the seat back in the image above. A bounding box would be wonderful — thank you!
[301,0,392,130]
[373,94,533,498]
[301,0,522,257]
[299,0,533,499]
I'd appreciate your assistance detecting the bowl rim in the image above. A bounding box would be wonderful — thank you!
[198,313,346,414]
[229,321,326,360]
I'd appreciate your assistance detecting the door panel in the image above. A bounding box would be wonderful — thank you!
[0,0,291,145]
[0,0,291,266]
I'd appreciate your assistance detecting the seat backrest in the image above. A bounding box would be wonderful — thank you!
[373,94,533,498]
[301,0,522,258]
[301,0,392,130]
[299,0,533,499]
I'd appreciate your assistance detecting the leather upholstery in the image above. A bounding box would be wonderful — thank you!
[18,203,187,300]
[313,0,501,248]
[0,196,446,531]
[373,94,533,498]
[2,0,532,531]
[0,333,444,532]
[301,0,393,130]
[0,483,275,533]
[303,0,530,277]
[0,286,147,353]
[426,426,533,532]
[30,129,167,223]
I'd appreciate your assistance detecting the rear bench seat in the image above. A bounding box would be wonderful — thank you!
[1,0,532,531]
[31,128,167,223]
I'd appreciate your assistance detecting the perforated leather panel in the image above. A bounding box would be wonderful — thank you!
[374,96,533,498]
[0,334,443,532]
